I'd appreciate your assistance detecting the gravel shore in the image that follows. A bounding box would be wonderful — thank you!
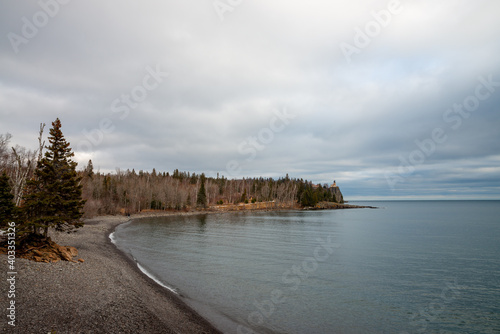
[0,214,222,334]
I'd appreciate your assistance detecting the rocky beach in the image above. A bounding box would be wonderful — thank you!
[0,214,222,334]
[0,204,375,333]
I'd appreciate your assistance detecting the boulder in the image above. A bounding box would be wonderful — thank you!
[55,245,77,262]
[67,246,78,258]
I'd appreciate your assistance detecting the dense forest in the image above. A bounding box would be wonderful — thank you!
[80,166,342,217]
[0,123,343,222]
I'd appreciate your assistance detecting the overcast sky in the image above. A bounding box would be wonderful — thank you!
[1,1,499,200]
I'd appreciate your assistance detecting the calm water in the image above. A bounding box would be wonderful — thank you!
[112,201,500,333]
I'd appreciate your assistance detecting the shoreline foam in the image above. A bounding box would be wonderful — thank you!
[110,230,179,294]
[136,262,179,295]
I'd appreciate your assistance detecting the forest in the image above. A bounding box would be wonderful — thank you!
[0,122,342,224]
[80,166,342,217]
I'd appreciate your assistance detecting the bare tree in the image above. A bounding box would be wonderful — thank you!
[36,123,45,162]
[0,133,12,171]
[9,124,45,206]
[10,146,35,206]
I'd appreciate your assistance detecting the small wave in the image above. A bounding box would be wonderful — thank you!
[136,262,179,295]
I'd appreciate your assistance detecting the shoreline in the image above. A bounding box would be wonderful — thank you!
[107,213,226,333]
[1,206,374,333]
[0,212,222,334]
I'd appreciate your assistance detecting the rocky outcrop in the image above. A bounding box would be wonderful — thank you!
[18,237,81,263]
[330,186,344,203]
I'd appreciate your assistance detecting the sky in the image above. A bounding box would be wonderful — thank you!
[1,0,499,200]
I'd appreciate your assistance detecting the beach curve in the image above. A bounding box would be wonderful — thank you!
[0,213,222,334]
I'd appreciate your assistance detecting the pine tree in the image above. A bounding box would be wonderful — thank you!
[0,172,16,228]
[85,159,94,178]
[196,173,207,208]
[23,118,86,237]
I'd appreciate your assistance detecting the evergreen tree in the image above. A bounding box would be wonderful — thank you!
[23,118,85,237]
[85,159,94,178]
[240,188,247,203]
[196,173,207,208]
[0,172,16,228]
[301,188,313,207]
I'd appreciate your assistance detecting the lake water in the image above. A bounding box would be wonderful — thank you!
[111,201,500,333]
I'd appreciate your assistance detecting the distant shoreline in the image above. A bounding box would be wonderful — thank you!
[300,202,379,210]
[133,201,378,215]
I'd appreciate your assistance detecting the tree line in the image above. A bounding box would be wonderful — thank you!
[1,119,342,245]
[81,166,341,217]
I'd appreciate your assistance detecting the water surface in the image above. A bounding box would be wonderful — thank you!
[112,201,500,333]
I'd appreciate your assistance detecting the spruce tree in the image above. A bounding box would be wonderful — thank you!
[85,159,94,178]
[23,118,85,237]
[196,173,207,208]
[0,172,16,228]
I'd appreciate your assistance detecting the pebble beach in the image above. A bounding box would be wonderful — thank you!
[0,214,222,334]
